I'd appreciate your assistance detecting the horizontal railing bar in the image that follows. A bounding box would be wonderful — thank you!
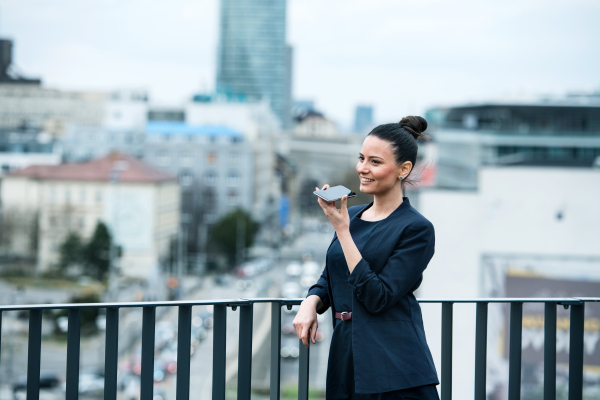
[417,297,596,303]
[2,297,599,312]
[0,299,257,311]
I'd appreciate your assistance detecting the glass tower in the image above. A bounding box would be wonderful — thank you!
[216,0,292,128]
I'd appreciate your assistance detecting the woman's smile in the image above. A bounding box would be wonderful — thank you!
[360,177,375,184]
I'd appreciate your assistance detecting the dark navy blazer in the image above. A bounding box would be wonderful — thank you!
[307,198,439,394]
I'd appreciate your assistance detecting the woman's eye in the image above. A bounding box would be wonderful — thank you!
[372,160,380,164]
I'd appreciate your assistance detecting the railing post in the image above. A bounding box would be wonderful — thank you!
[474,302,488,400]
[543,302,556,400]
[270,302,282,400]
[441,302,453,400]
[66,308,81,400]
[568,303,585,400]
[27,309,42,400]
[176,305,192,400]
[298,339,310,400]
[0,311,3,365]
[212,305,227,400]
[237,304,253,400]
[140,306,156,400]
[508,302,523,400]
[104,307,119,400]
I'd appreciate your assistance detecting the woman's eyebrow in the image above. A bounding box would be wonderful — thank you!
[359,152,384,160]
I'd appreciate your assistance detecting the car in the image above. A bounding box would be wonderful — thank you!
[302,261,320,276]
[236,279,254,291]
[285,262,303,277]
[280,282,301,299]
[13,372,61,398]
[77,372,104,395]
[214,274,232,286]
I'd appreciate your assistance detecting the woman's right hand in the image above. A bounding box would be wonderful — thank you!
[293,295,321,348]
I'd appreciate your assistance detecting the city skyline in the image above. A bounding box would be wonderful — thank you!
[1,0,599,129]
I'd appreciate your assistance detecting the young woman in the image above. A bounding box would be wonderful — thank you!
[293,116,440,400]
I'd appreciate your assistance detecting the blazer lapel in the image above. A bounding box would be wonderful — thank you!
[355,199,412,259]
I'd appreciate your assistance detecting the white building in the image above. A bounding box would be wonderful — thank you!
[1,153,180,278]
[0,85,149,138]
[185,100,282,221]
[142,121,254,221]
[293,110,339,139]
[0,130,61,177]
[414,166,600,399]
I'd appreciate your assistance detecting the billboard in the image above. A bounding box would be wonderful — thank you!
[481,254,600,398]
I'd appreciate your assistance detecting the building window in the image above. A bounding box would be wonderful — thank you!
[227,190,239,205]
[231,136,242,144]
[78,217,85,229]
[49,216,57,228]
[204,171,217,185]
[95,190,102,204]
[181,153,193,167]
[229,152,239,164]
[227,171,240,185]
[203,191,216,205]
[179,171,194,187]
[158,151,170,166]
[80,189,86,204]
[49,187,57,204]
[65,188,71,204]
[204,213,217,223]
[209,136,217,144]
[206,152,217,164]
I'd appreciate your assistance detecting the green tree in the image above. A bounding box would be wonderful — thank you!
[210,208,257,268]
[83,222,113,280]
[56,232,84,272]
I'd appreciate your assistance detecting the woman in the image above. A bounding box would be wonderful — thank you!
[293,116,440,400]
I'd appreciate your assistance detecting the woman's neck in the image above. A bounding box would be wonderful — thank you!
[370,185,404,218]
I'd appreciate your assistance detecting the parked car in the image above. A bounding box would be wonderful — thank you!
[13,372,61,398]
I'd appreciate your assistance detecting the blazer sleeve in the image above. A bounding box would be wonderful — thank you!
[347,220,435,314]
[306,267,331,314]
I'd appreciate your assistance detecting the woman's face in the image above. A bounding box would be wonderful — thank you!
[356,135,409,195]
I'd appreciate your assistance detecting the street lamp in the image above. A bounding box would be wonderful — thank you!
[108,156,128,301]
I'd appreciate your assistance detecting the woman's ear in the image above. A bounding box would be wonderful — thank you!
[400,161,413,179]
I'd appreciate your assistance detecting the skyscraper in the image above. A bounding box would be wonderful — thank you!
[354,105,373,134]
[216,0,292,128]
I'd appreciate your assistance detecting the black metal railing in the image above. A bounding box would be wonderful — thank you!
[0,297,598,400]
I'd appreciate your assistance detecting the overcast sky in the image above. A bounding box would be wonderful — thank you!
[1,0,599,129]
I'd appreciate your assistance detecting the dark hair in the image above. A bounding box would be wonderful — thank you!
[367,115,429,187]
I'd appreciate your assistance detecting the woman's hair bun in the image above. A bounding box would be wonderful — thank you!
[399,116,429,140]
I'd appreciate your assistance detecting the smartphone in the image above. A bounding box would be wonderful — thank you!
[313,185,357,202]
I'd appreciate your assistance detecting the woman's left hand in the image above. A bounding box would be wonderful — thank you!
[316,185,350,234]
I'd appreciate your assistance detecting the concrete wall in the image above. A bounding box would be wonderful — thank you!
[416,166,600,399]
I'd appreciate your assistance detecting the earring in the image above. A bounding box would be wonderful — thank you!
[399,176,403,180]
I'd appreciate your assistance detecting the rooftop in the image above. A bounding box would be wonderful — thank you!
[6,152,176,183]
[146,121,243,138]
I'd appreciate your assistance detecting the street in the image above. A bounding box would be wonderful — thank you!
[0,230,335,400]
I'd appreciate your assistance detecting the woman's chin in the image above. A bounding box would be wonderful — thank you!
[359,184,374,194]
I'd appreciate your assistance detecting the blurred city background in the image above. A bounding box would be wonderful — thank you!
[0,0,599,399]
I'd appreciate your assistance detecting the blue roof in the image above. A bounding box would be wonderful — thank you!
[146,121,243,138]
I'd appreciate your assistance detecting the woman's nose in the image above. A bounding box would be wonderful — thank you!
[357,161,368,174]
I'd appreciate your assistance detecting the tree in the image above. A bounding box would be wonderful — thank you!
[210,208,257,268]
[56,232,84,272]
[83,222,113,280]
